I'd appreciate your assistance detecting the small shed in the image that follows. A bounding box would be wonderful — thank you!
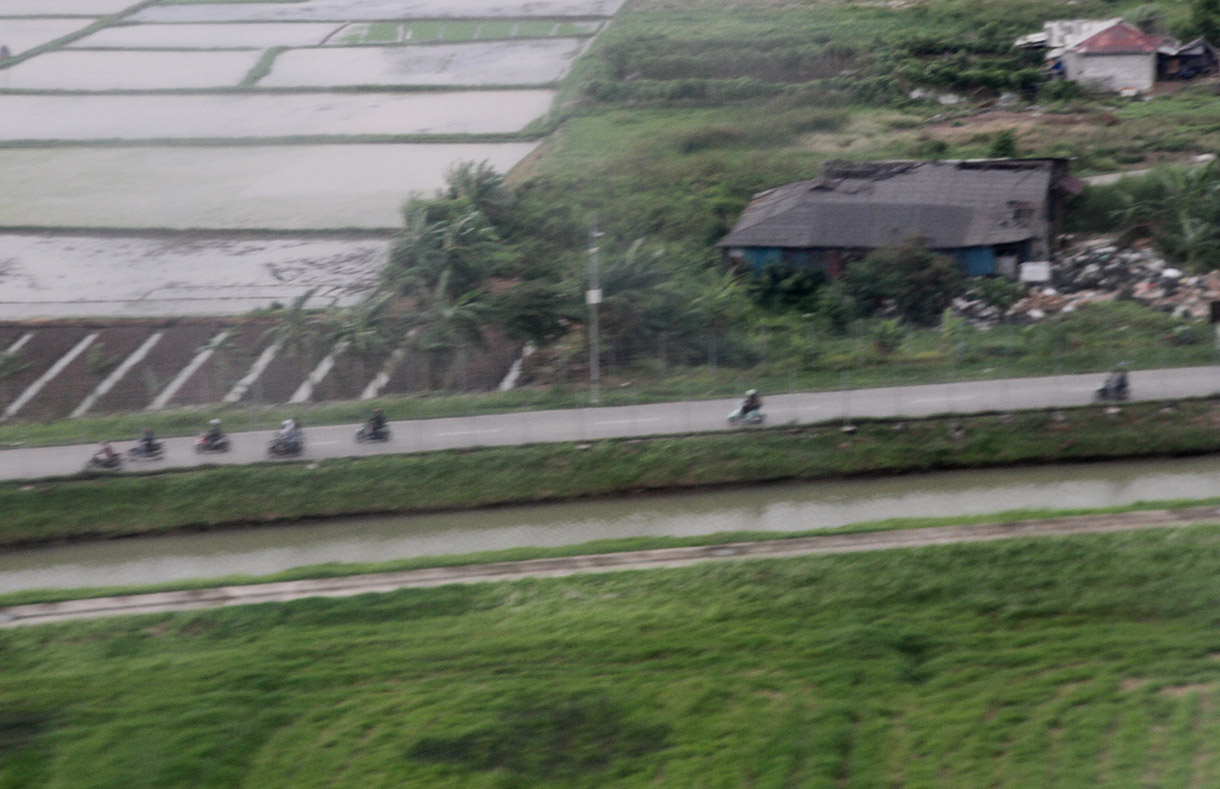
[1158,38,1218,79]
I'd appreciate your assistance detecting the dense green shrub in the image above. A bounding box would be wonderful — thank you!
[843,243,964,326]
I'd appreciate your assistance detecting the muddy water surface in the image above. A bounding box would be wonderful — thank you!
[2,456,1218,593]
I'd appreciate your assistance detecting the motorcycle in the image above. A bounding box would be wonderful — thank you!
[267,434,304,458]
[1094,374,1130,402]
[84,452,122,472]
[727,405,766,426]
[355,423,391,443]
[194,433,230,454]
[127,441,165,462]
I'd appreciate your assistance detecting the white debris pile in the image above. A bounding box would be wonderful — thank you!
[999,240,1220,323]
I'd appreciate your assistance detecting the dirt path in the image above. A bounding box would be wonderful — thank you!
[4,506,1219,628]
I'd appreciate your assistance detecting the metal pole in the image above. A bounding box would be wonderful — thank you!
[587,221,604,405]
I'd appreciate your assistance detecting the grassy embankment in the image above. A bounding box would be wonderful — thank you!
[7,527,1220,785]
[7,398,1220,551]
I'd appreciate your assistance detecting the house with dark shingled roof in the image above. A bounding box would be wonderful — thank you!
[716,158,1080,279]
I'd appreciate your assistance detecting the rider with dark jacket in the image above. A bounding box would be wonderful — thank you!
[742,389,762,415]
[138,428,160,455]
[367,408,387,437]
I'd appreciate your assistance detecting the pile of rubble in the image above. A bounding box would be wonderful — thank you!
[954,240,1220,324]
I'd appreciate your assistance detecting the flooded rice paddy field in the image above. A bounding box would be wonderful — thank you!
[3,0,130,14]
[335,19,602,45]
[67,20,603,50]
[0,18,95,56]
[132,0,627,24]
[0,0,619,309]
[0,91,556,140]
[69,22,345,50]
[0,235,385,318]
[259,38,588,88]
[0,49,265,90]
[0,143,540,230]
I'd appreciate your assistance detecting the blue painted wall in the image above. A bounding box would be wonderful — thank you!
[731,244,1029,278]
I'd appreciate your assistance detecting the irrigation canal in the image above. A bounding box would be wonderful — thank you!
[3,455,1220,594]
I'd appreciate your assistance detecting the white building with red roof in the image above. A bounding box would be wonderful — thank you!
[1061,22,1163,93]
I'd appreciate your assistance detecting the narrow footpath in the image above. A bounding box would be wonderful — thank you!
[5,506,1218,628]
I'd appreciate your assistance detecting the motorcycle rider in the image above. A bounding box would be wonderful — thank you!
[1102,367,1129,398]
[741,389,762,416]
[137,427,160,456]
[95,441,118,466]
[366,408,387,438]
[204,418,224,446]
[277,418,302,450]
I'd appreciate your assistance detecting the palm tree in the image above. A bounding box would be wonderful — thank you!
[385,198,502,303]
[444,160,513,223]
[407,270,490,390]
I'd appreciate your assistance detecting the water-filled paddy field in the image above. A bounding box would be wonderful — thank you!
[3,0,131,14]
[0,0,618,262]
[0,143,540,230]
[0,91,556,140]
[66,20,603,49]
[132,0,626,24]
[258,39,588,88]
[0,49,265,90]
[69,21,344,50]
[0,18,95,56]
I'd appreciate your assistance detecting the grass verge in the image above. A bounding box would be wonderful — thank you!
[7,526,1220,785]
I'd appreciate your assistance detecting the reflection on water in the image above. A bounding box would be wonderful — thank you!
[2,456,1219,593]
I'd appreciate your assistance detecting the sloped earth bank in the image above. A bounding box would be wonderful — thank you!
[0,316,521,419]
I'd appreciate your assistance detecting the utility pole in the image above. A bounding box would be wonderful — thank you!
[587,220,604,405]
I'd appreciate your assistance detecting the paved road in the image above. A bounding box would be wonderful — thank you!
[3,505,1217,627]
[3,365,1220,482]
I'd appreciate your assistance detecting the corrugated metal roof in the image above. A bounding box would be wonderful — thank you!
[717,159,1054,250]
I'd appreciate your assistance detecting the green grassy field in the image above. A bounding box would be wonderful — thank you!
[7,399,1220,551]
[6,526,1220,786]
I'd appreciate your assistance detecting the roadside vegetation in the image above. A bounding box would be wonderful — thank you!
[8,398,1220,550]
[7,526,1220,785]
[1070,162,1220,269]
